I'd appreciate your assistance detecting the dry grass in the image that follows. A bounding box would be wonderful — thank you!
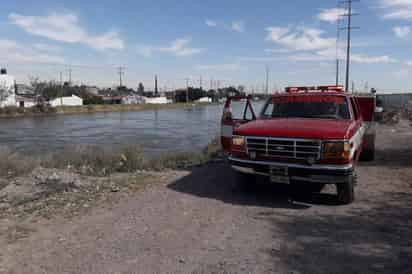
[0,147,40,178]
[0,138,221,178]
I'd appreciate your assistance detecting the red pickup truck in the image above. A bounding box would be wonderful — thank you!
[221,85,376,204]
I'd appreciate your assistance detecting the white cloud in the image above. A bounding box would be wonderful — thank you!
[137,38,204,57]
[381,0,412,20]
[393,26,411,38]
[407,60,412,66]
[9,12,124,50]
[195,63,242,71]
[351,54,397,64]
[205,19,217,27]
[231,21,245,32]
[317,8,346,23]
[205,19,245,32]
[290,47,397,64]
[266,26,336,51]
[0,39,65,64]
[265,25,397,65]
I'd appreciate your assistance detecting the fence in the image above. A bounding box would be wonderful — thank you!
[377,93,412,109]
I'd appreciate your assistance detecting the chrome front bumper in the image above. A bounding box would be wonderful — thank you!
[229,157,353,184]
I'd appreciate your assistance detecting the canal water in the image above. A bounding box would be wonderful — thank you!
[0,101,265,155]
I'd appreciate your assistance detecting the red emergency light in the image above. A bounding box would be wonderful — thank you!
[285,85,345,93]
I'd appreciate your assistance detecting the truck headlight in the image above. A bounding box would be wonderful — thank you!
[322,141,351,160]
[232,136,245,147]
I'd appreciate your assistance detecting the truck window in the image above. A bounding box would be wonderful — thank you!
[261,95,350,120]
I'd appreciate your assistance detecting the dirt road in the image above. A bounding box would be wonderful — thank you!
[1,120,412,274]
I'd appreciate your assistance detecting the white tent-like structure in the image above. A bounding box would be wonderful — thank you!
[49,94,83,107]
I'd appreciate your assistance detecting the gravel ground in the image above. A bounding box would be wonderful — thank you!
[1,120,412,274]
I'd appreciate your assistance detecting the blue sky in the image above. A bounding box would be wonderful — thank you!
[0,0,411,92]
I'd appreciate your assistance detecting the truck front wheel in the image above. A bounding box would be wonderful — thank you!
[336,175,356,204]
[235,172,255,191]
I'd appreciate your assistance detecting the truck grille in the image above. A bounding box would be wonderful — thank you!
[246,137,321,160]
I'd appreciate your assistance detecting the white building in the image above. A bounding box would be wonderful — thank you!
[196,97,212,103]
[122,95,146,105]
[0,69,16,107]
[122,95,171,105]
[144,96,170,104]
[15,96,37,108]
[49,94,83,107]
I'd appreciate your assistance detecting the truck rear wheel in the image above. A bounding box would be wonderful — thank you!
[336,175,356,204]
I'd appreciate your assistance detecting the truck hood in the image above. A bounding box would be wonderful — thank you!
[233,118,355,140]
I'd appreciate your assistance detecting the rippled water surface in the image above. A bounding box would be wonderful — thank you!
[0,102,265,155]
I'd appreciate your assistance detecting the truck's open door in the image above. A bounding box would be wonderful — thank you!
[221,96,256,154]
[355,95,376,161]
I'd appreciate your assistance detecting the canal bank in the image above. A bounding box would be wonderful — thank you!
[0,138,221,244]
[0,102,219,118]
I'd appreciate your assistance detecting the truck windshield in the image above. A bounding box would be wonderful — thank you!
[261,95,350,120]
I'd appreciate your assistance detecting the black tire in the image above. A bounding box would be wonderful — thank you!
[336,175,356,204]
[307,183,325,193]
[290,182,325,196]
[291,182,325,193]
[235,172,255,191]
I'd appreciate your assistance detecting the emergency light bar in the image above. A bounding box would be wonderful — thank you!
[285,85,345,93]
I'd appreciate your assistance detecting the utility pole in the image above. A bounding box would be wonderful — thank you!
[335,1,343,86]
[199,76,203,90]
[184,78,190,103]
[265,65,269,94]
[59,71,63,104]
[340,0,359,92]
[66,66,72,85]
[154,74,158,96]
[117,66,125,88]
